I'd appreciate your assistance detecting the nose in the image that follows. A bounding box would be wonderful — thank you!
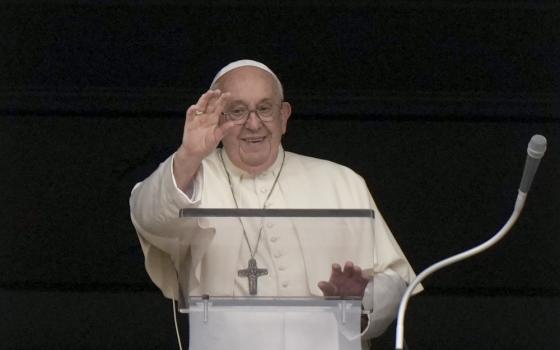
[244,111,263,130]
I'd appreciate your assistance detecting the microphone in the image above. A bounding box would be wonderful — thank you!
[394,134,547,350]
[519,135,547,193]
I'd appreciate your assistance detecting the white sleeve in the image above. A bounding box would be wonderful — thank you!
[129,153,205,299]
[171,153,203,203]
[361,268,407,339]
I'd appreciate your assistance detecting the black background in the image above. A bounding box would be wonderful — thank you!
[1,2,559,349]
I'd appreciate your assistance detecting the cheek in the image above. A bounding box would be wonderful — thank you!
[269,124,284,139]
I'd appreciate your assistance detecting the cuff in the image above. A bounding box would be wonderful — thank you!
[170,153,203,204]
[361,269,407,338]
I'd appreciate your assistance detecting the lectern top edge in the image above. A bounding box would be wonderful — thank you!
[179,208,375,218]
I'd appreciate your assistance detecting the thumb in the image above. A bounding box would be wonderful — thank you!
[214,120,236,142]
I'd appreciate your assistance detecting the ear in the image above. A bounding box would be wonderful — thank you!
[280,101,292,134]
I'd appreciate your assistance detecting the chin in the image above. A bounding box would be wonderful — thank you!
[239,141,277,167]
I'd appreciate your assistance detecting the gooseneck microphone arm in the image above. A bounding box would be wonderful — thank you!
[395,135,547,350]
[395,191,526,350]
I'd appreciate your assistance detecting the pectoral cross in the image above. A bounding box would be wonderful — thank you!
[238,257,268,295]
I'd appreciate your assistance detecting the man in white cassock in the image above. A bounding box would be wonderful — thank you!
[130,59,421,349]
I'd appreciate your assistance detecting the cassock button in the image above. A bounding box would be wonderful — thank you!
[270,236,278,243]
[278,265,287,271]
[281,281,289,288]
[273,252,282,258]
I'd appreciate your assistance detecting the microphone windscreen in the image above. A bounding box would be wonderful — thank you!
[527,134,547,159]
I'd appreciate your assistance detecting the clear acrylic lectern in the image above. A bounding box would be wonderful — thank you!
[177,208,376,350]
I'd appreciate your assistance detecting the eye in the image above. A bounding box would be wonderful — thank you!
[229,106,248,118]
[257,105,273,115]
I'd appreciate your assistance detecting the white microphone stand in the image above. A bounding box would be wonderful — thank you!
[395,191,526,350]
[395,135,547,350]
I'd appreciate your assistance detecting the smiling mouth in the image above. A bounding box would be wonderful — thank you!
[241,136,266,143]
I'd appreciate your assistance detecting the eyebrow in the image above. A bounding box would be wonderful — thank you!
[228,98,275,106]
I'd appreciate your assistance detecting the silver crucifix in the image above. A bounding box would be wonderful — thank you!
[238,257,268,295]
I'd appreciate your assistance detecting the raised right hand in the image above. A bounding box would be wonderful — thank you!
[180,89,235,161]
[173,90,235,192]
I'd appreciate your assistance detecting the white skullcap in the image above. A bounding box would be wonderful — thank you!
[210,59,284,99]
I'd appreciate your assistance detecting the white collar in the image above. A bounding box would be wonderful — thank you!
[220,146,285,182]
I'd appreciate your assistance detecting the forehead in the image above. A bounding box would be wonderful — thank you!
[216,67,281,103]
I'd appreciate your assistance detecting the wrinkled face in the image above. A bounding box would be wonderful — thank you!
[217,67,291,175]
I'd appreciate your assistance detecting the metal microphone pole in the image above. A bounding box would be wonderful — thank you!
[394,135,547,350]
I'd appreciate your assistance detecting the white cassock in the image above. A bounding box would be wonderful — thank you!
[130,147,422,348]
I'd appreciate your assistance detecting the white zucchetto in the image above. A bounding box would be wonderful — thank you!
[210,59,284,98]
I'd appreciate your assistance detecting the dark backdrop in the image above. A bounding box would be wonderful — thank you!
[1,2,558,349]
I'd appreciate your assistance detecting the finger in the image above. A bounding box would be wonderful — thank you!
[352,265,363,279]
[213,91,231,115]
[205,91,222,114]
[317,281,338,296]
[214,120,236,141]
[193,91,211,112]
[194,90,220,113]
[186,104,201,119]
[342,261,354,278]
[331,263,343,278]
[207,90,229,114]
[352,266,368,285]
[207,92,231,122]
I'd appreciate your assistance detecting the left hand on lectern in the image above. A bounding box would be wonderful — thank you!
[318,261,369,298]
